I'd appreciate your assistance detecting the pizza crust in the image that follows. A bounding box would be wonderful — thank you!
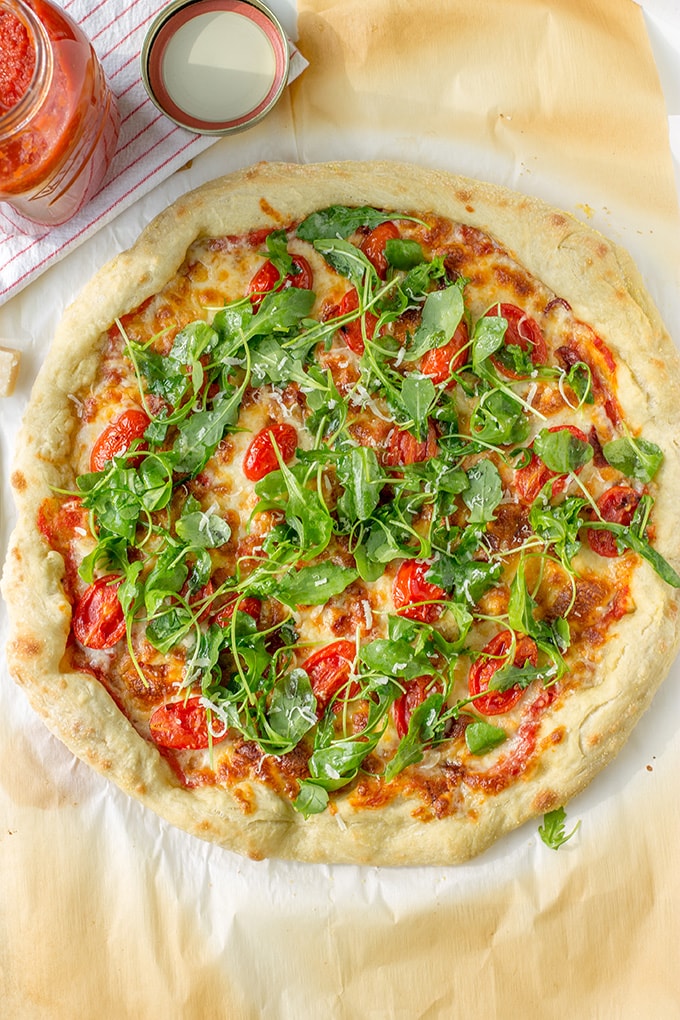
[3,161,680,866]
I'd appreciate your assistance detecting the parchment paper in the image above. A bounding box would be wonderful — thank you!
[2,1,680,1016]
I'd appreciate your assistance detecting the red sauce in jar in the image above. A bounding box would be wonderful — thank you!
[0,0,120,229]
[0,9,35,110]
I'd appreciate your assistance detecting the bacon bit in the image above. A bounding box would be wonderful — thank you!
[544,296,572,314]
[485,503,533,551]
[588,426,607,468]
[458,223,496,256]
[556,344,581,369]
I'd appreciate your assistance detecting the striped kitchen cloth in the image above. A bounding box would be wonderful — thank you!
[0,0,306,305]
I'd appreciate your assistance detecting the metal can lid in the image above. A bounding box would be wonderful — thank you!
[141,0,289,135]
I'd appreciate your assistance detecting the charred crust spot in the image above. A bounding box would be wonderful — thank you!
[533,788,560,813]
[259,198,283,224]
[11,470,27,492]
[13,636,43,658]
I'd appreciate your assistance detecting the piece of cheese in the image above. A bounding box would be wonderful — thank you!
[0,345,20,396]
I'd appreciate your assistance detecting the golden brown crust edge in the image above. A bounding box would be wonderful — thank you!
[3,160,680,866]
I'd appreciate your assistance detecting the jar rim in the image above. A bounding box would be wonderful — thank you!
[0,0,54,133]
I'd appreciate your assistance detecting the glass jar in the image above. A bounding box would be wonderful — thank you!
[0,0,120,231]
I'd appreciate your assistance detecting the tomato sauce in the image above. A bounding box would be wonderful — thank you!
[0,8,35,110]
[0,0,120,228]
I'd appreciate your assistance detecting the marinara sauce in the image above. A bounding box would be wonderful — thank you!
[0,0,120,230]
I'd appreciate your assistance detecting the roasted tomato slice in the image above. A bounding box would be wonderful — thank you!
[90,408,151,472]
[72,574,126,649]
[515,424,589,504]
[393,559,445,623]
[487,303,548,378]
[242,422,298,481]
[301,639,357,713]
[468,629,538,716]
[385,420,438,466]
[420,321,469,386]
[392,675,440,739]
[360,220,400,279]
[336,286,378,354]
[247,254,313,311]
[587,484,641,558]
[149,697,228,750]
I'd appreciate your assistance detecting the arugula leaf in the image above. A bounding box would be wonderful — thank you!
[462,460,502,523]
[267,562,358,609]
[146,604,195,653]
[294,780,330,817]
[471,313,506,372]
[313,237,376,288]
[296,205,399,241]
[359,638,434,680]
[533,427,593,474]
[402,281,465,362]
[77,464,143,543]
[469,389,530,446]
[384,237,424,270]
[399,374,438,439]
[565,361,593,405]
[305,369,347,439]
[538,806,580,850]
[267,668,317,746]
[278,459,334,559]
[249,336,314,388]
[529,495,587,567]
[592,519,680,587]
[427,523,502,604]
[175,503,232,548]
[336,446,387,524]
[384,693,446,780]
[247,285,316,336]
[263,228,294,278]
[465,720,507,755]
[172,385,244,475]
[399,255,448,301]
[602,435,664,483]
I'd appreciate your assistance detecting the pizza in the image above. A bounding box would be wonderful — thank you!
[3,161,680,866]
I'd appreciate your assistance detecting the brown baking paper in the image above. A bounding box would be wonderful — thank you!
[2,0,680,1016]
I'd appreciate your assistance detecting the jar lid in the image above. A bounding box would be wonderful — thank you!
[141,0,289,135]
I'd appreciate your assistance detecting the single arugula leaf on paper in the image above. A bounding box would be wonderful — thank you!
[538,806,581,850]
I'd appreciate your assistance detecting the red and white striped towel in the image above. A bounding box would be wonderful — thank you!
[0,0,305,306]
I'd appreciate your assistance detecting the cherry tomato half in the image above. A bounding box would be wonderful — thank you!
[247,254,313,311]
[213,596,262,627]
[90,408,151,473]
[420,321,469,386]
[336,287,378,354]
[587,484,641,558]
[301,639,357,713]
[149,697,228,750]
[385,420,438,467]
[72,574,126,649]
[514,425,589,504]
[242,423,298,481]
[468,630,538,716]
[360,221,400,279]
[487,303,548,378]
[393,559,445,623]
[392,675,439,739]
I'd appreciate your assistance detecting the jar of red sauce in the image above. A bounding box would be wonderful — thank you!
[0,0,120,231]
